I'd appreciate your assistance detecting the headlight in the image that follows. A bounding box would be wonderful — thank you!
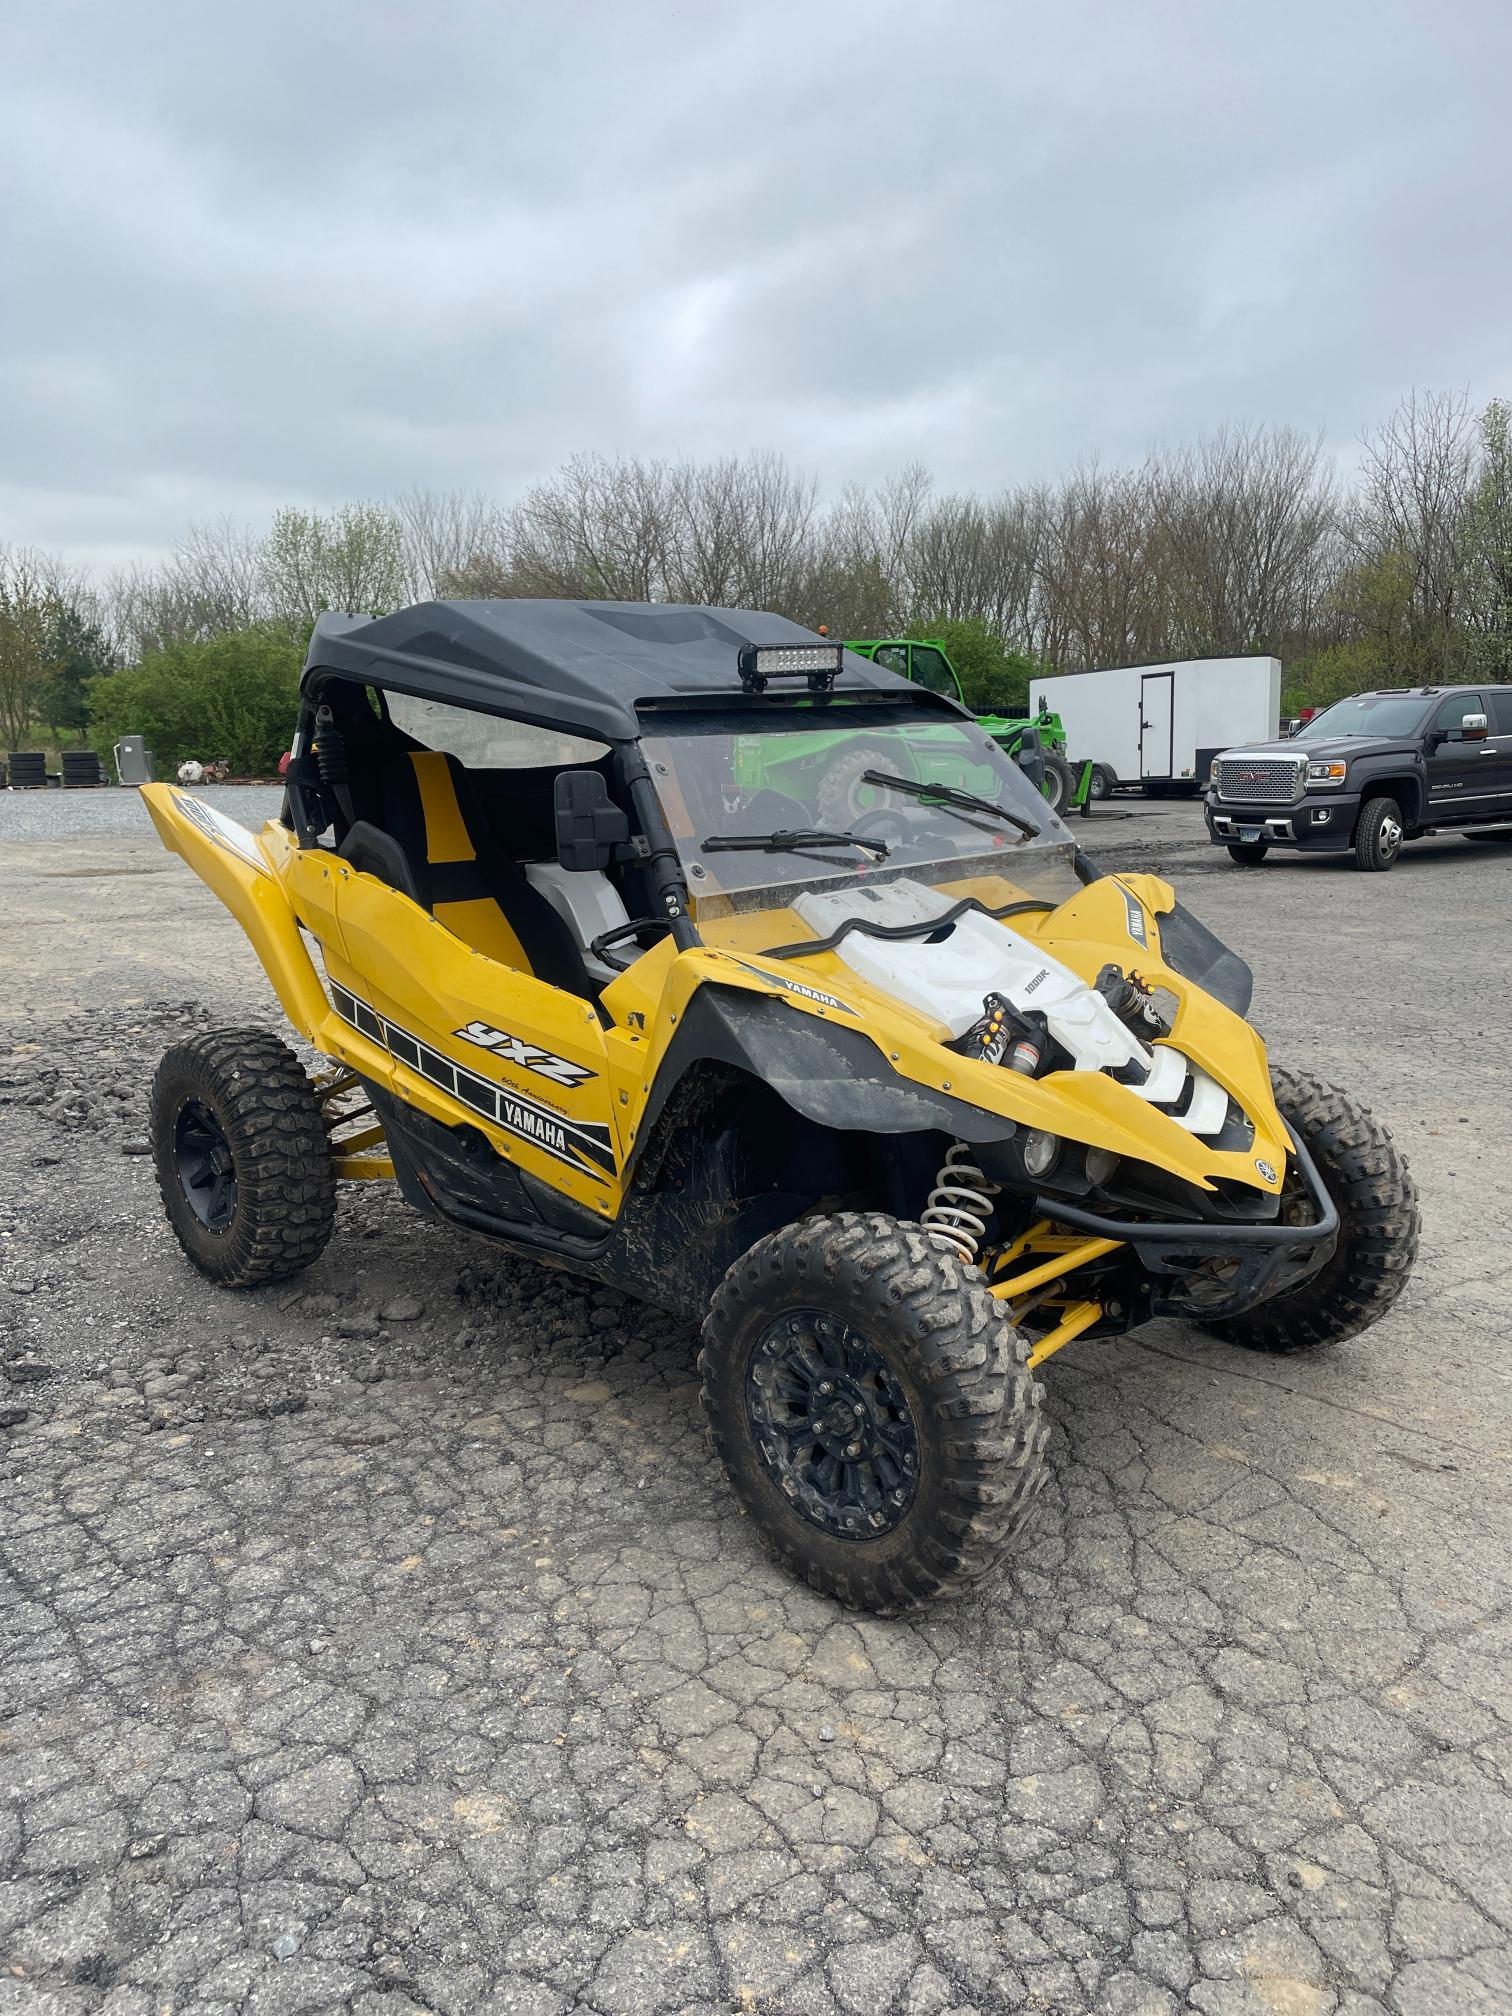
[1085,1147,1120,1187]
[1306,760,1347,786]
[1022,1130,1061,1179]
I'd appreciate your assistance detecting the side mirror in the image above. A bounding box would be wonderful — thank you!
[554,770,628,872]
[1460,712,1489,741]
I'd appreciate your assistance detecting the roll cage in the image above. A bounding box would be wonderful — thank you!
[283,606,987,993]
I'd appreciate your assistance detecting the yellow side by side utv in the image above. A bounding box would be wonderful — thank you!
[142,602,1419,1612]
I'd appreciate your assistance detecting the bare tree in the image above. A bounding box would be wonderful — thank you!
[393,488,504,603]
[1151,426,1337,659]
[500,455,673,601]
[0,546,64,749]
[1350,388,1479,677]
[1032,462,1166,670]
[110,516,266,658]
[1461,398,1512,681]
[34,391,1512,703]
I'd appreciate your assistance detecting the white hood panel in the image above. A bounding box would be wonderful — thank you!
[791,879,1229,1137]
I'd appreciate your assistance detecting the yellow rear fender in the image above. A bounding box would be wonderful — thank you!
[140,786,332,1042]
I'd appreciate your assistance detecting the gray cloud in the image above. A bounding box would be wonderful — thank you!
[2,0,1509,575]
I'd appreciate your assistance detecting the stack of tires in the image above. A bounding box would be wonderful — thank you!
[6,751,46,789]
[61,749,104,787]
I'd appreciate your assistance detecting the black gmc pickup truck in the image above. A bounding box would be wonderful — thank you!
[1206,684,1512,871]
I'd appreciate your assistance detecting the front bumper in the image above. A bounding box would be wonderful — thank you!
[1034,1124,1339,1321]
[1206,792,1360,852]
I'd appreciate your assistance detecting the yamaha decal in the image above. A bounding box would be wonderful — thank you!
[731,960,854,1015]
[328,984,616,1177]
[1116,883,1149,949]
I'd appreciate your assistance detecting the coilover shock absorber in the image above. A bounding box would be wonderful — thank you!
[312,704,356,827]
[921,1141,1000,1264]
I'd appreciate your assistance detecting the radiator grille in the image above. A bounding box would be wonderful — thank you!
[1214,755,1305,804]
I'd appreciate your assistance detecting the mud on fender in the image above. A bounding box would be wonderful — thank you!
[627,986,1016,1184]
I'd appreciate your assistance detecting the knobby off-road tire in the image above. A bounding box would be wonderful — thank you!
[1354,794,1404,871]
[699,1213,1046,1613]
[1226,841,1269,865]
[814,743,895,828]
[150,1028,336,1288]
[1040,753,1073,814]
[1203,1067,1419,1354]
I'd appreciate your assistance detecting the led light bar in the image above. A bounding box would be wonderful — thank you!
[737,642,846,693]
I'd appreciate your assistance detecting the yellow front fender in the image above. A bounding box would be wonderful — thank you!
[140,786,332,1042]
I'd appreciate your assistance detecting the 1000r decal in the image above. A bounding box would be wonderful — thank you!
[452,1020,595,1086]
[328,985,615,1175]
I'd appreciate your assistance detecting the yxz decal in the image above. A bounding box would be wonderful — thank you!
[328,984,616,1177]
[453,1020,595,1086]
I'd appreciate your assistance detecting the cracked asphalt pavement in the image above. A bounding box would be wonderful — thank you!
[2,789,1511,2015]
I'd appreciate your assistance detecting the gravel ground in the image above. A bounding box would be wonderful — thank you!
[2,798,1511,2016]
[0,784,285,845]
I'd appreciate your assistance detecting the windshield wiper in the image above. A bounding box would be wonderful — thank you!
[861,770,1040,839]
[702,827,890,859]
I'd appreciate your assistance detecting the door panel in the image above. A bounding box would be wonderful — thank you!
[1139,672,1174,780]
[1487,692,1512,812]
[280,844,350,964]
[1425,693,1498,821]
[330,865,622,1212]
[908,645,963,701]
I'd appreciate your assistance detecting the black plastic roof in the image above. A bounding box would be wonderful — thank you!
[303,600,937,741]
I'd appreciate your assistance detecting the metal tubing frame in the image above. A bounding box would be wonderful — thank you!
[988,1219,1126,1367]
[989,1229,1121,1302]
[1026,1300,1103,1368]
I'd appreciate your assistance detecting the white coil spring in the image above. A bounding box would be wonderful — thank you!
[921,1141,999,1263]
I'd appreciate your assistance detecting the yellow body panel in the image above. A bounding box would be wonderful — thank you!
[141,785,1287,1219]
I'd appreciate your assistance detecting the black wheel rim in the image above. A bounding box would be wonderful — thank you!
[174,1098,238,1231]
[745,1309,919,1540]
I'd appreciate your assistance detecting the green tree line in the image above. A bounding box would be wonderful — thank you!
[2,390,1508,772]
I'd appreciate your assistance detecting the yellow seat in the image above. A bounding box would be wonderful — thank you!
[408,750,533,969]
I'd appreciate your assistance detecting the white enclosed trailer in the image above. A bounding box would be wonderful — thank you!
[1036,656,1281,795]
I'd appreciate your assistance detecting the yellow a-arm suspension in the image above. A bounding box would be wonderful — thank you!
[988,1222,1123,1368]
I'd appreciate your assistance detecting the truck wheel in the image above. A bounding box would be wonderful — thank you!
[700,1213,1046,1612]
[1040,753,1073,813]
[815,743,894,827]
[1202,1067,1418,1354]
[1088,763,1115,801]
[1354,795,1404,871]
[1226,841,1269,865]
[150,1028,336,1288]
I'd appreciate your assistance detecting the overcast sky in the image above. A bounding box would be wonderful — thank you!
[3,0,1508,576]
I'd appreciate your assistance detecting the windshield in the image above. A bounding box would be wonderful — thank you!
[640,704,1083,921]
[1295,694,1430,740]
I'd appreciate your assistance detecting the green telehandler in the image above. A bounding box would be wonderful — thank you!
[844,639,1087,812]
